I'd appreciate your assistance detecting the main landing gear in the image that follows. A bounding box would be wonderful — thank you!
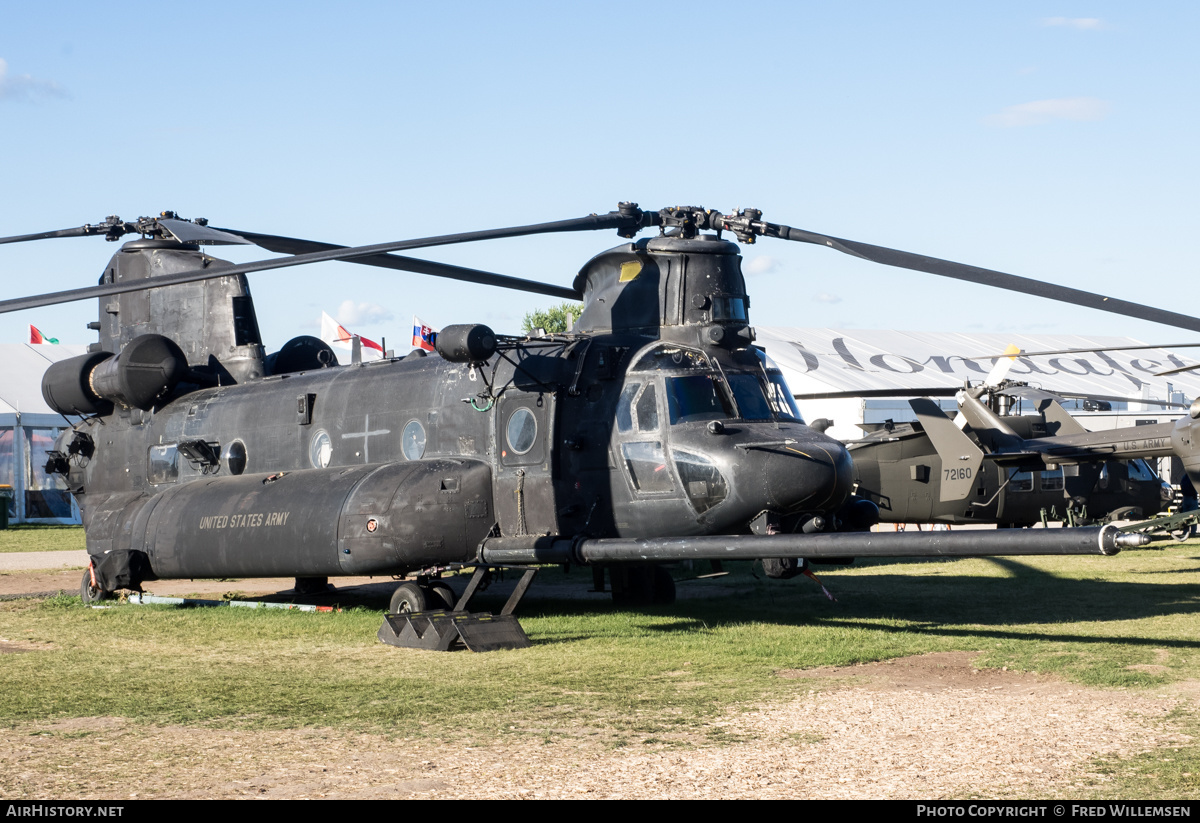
[388,579,459,613]
[80,567,111,605]
[379,566,538,652]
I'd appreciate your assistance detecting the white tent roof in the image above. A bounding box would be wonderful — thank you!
[0,344,88,421]
[755,328,1200,404]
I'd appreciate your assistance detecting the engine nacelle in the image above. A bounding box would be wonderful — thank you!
[42,334,189,414]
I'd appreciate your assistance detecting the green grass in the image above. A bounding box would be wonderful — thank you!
[1082,706,1200,799]
[3,542,1200,793]
[0,524,84,553]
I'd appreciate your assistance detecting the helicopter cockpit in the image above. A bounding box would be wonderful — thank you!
[607,341,846,534]
[622,344,803,428]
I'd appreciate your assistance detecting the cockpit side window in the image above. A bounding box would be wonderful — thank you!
[621,441,674,493]
[618,381,661,433]
[617,383,639,433]
[765,372,804,422]
[1127,459,1159,482]
[636,384,659,431]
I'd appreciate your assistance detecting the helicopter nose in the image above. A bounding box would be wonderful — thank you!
[738,432,854,515]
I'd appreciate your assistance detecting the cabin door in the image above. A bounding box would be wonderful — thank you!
[493,391,557,536]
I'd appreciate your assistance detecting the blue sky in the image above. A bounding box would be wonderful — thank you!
[2,2,1197,352]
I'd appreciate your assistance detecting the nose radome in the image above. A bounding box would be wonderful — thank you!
[758,437,854,514]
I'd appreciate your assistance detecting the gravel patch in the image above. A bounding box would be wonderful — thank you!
[1,652,1188,799]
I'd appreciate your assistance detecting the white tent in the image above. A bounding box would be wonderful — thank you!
[0,343,88,524]
[755,328,1200,443]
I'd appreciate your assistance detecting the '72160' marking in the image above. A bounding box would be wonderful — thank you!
[944,467,973,481]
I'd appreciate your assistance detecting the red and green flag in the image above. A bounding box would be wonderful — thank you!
[29,325,58,345]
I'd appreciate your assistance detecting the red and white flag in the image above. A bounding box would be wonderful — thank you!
[320,312,384,361]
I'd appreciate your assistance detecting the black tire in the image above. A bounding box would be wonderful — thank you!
[389,582,427,614]
[80,569,111,605]
[427,580,457,611]
[651,565,676,605]
[612,566,675,606]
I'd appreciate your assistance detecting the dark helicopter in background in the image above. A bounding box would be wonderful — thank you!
[834,382,1176,529]
[0,204,1164,647]
[805,338,1200,538]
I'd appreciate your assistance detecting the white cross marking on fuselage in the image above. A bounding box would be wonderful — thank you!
[341,414,391,463]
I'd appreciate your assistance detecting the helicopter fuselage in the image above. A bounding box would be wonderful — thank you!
[63,331,854,581]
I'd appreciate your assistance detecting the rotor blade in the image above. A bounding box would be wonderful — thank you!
[1045,390,1188,409]
[991,384,1187,409]
[983,344,1022,387]
[0,209,642,314]
[0,225,100,245]
[211,228,578,300]
[156,219,252,246]
[964,343,1200,360]
[773,226,1200,333]
[1155,363,1200,377]
[1003,385,1068,404]
[794,387,960,400]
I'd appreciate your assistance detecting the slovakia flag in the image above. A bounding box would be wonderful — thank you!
[412,317,437,352]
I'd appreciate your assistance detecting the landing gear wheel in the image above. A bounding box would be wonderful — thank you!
[427,580,457,611]
[389,582,427,614]
[651,566,676,605]
[611,565,676,606]
[80,569,111,605]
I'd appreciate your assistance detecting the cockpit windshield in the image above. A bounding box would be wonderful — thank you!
[631,344,804,425]
[665,374,733,424]
[725,373,772,420]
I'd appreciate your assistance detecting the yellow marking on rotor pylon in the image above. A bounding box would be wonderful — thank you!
[619,261,642,282]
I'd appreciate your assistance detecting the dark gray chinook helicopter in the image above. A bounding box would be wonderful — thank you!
[0,205,1160,639]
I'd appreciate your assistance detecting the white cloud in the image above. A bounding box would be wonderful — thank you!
[743,256,781,275]
[1041,17,1105,30]
[336,299,393,326]
[0,58,66,102]
[813,292,842,304]
[985,97,1110,128]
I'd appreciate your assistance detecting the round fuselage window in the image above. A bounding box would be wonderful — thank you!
[402,420,426,460]
[309,430,332,468]
[224,440,248,475]
[506,407,537,454]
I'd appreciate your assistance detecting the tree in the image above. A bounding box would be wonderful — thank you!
[521,302,584,335]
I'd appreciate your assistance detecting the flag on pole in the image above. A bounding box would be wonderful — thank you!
[29,325,58,345]
[320,312,384,361]
[412,317,437,352]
